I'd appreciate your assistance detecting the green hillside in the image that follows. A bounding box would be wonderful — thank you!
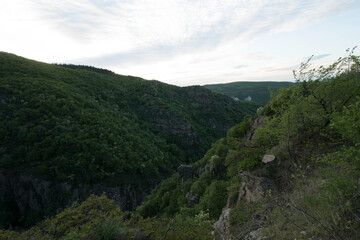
[138,52,360,238]
[0,52,258,228]
[204,81,295,106]
[3,51,359,240]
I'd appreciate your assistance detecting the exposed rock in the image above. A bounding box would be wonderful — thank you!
[213,208,231,240]
[246,116,266,142]
[256,107,264,116]
[187,194,199,208]
[205,164,211,172]
[238,172,277,203]
[244,228,266,240]
[245,96,252,101]
[262,155,275,163]
[178,165,193,181]
[197,164,211,177]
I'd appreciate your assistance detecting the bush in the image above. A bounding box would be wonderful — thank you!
[190,172,213,197]
[139,174,182,218]
[95,219,126,240]
[209,155,225,176]
[227,116,251,139]
[198,181,228,219]
[252,127,277,149]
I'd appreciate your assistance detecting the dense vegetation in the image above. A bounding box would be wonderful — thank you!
[0,194,214,240]
[1,49,359,239]
[204,81,295,106]
[138,114,257,221]
[139,50,360,239]
[0,52,253,183]
[0,52,258,228]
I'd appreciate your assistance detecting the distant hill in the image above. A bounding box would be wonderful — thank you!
[0,52,258,228]
[204,81,295,106]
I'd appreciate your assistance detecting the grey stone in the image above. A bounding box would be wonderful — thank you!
[197,164,211,177]
[262,155,275,163]
[244,228,266,240]
[238,172,277,203]
[213,208,231,240]
[246,116,266,142]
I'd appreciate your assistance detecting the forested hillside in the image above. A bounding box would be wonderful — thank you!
[204,81,295,106]
[2,51,358,240]
[0,52,258,228]
[137,51,360,239]
[1,50,359,240]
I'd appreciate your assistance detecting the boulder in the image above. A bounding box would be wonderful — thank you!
[178,165,193,181]
[262,154,275,163]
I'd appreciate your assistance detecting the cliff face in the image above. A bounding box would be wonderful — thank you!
[0,170,151,228]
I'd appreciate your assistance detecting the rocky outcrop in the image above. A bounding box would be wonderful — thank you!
[213,208,231,240]
[246,116,265,142]
[238,172,277,203]
[178,165,193,182]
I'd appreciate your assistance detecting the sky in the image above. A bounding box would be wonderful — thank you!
[1,0,360,86]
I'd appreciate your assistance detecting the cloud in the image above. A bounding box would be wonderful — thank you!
[303,54,331,61]
[29,0,357,50]
[76,45,177,67]
[265,64,300,72]
[1,0,358,85]
[234,64,249,69]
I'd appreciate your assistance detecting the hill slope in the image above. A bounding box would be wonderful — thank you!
[0,52,258,228]
[139,52,360,239]
[204,81,295,106]
[3,51,359,240]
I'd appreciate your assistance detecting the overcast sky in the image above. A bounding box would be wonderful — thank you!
[1,0,360,86]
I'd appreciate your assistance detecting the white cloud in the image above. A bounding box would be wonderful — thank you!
[0,0,358,85]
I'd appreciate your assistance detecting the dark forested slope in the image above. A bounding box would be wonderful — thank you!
[0,52,258,228]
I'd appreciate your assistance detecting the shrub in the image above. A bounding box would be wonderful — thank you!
[198,181,228,219]
[189,171,213,197]
[227,116,251,139]
[252,127,277,149]
[95,219,126,240]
